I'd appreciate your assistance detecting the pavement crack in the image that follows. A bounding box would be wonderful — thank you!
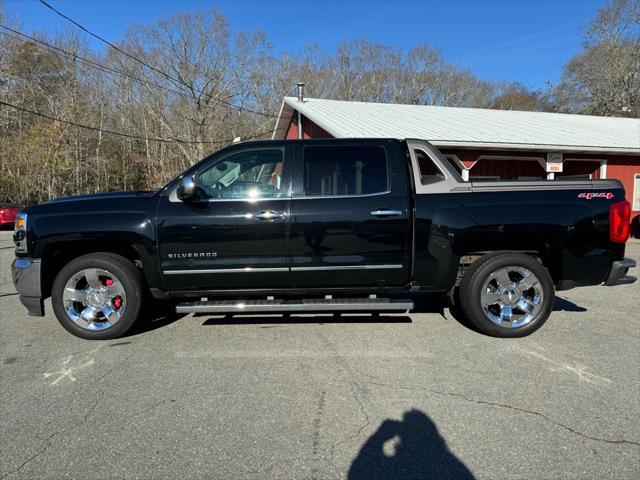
[0,395,101,479]
[352,371,640,448]
[340,364,371,443]
[0,447,48,480]
[82,395,102,425]
[434,390,640,448]
[313,331,373,477]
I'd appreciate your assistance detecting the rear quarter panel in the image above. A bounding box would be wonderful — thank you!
[414,187,626,291]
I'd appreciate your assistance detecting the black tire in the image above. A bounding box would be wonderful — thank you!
[51,252,144,340]
[458,252,554,338]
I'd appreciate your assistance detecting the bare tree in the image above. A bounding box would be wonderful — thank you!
[551,0,639,116]
[489,82,550,111]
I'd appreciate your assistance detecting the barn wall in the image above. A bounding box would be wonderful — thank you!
[607,158,640,210]
[605,156,640,235]
[285,114,333,140]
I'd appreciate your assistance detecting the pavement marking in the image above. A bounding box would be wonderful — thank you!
[43,359,95,385]
[514,346,612,385]
[42,345,103,385]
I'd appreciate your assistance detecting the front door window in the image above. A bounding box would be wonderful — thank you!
[195,148,284,200]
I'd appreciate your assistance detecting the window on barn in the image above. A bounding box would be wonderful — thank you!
[634,174,640,211]
[303,145,388,196]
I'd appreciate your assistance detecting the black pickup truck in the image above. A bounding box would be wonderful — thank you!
[11,138,636,340]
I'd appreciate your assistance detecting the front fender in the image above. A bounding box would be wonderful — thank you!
[27,196,162,291]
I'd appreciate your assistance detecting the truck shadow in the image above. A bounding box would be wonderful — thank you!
[348,409,475,480]
[553,297,587,312]
[127,300,186,336]
[198,313,412,326]
[133,294,586,334]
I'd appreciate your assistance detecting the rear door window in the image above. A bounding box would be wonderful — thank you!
[303,145,388,196]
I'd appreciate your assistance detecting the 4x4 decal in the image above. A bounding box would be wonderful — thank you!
[578,192,614,200]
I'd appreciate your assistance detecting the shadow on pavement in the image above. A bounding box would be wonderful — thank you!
[195,294,443,328]
[410,293,482,334]
[406,294,447,315]
[553,297,587,312]
[127,300,185,336]
[348,409,475,480]
[199,313,412,326]
[132,292,586,333]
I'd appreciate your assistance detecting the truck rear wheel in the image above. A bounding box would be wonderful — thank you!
[458,252,554,337]
[51,253,144,340]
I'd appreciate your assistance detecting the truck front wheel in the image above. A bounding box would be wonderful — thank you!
[458,252,554,337]
[51,253,144,340]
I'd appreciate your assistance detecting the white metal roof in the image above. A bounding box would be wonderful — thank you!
[273,97,640,154]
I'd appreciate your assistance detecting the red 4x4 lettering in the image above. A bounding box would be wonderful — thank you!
[578,192,614,200]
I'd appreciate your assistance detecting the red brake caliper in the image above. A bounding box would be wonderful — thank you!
[104,279,123,309]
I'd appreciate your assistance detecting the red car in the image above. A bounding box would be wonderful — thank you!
[0,204,23,228]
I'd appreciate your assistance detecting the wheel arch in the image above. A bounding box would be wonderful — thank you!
[456,241,562,286]
[41,240,153,299]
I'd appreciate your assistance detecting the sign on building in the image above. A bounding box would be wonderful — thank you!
[546,153,563,173]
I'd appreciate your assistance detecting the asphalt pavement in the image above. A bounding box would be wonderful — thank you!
[1,230,638,479]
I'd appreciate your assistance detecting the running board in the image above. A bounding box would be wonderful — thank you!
[175,298,414,314]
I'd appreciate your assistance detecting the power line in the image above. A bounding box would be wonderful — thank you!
[0,25,287,145]
[0,100,220,144]
[0,26,279,135]
[37,0,280,119]
[0,25,194,101]
[0,26,227,105]
[0,100,282,145]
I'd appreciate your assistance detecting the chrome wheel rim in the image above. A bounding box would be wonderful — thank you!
[480,266,543,328]
[62,268,126,331]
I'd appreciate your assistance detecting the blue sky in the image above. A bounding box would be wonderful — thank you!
[6,0,606,90]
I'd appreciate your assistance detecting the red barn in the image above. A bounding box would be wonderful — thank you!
[273,96,640,235]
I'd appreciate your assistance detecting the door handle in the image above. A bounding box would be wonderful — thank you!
[370,209,403,217]
[254,210,285,221]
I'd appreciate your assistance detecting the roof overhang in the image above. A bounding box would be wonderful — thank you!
[426,141,639,154]
[271,100,295,140]
[274,97,640,155]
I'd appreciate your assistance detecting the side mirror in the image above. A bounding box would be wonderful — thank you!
[177,176,196,201]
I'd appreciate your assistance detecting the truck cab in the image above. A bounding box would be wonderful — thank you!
[159,139,410,293]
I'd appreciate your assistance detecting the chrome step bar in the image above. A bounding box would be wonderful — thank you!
[175,298,414,314]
